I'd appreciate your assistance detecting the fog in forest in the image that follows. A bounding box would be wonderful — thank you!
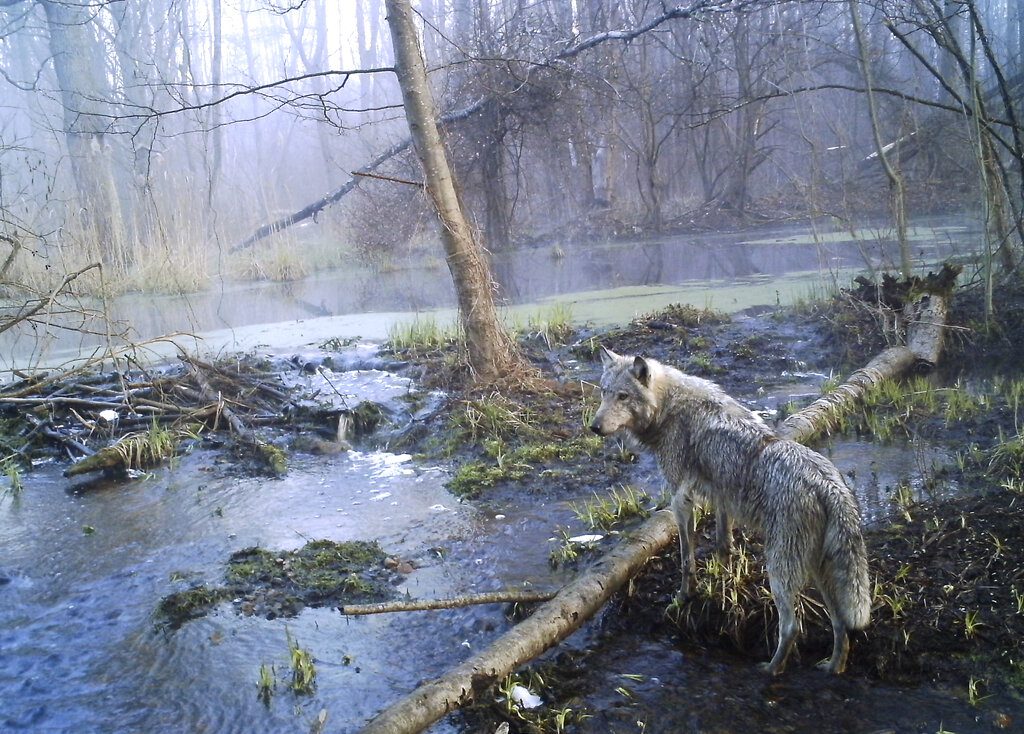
[7,4,1024,733]
[2,0,1022,364]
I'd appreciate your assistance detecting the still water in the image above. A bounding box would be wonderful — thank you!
[1,218,974,374]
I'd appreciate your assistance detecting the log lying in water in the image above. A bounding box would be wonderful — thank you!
[360,292,951,734]
[340,589,557,616]
[779,293,948,444]
[362,512,679,734]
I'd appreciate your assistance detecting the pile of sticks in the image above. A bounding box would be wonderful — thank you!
[1,354,299,478]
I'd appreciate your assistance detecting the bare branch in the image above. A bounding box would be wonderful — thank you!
[0,262,102,337]
[340,589,556,616]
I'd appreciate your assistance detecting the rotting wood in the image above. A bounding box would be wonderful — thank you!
[341,589,557,616]
[63,445,130,477]
[360,292,950,734]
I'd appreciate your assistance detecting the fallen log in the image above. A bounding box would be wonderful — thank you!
[62,422,201,478]
[361,512,679,734]
[360,292,950,734]
[779,292,948,443]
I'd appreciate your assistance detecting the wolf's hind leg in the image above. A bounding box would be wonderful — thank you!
[818,588,851,674]
[761,575,800,675]
[715,508,734,558]
[671,489,697,601]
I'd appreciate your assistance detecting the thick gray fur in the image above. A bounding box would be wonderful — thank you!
[590,347,871,674]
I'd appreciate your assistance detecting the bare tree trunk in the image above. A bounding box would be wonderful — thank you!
[208,0,223,208]
[360,293,950,734]
[384,0,527,383]
[721,13,755,215]
[850,0,912,278]
[284,1,337,189]
[41,0,128,269]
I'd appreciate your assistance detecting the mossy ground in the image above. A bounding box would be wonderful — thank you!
[158,539,397,628]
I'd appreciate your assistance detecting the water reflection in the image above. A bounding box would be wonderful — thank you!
[2,219,974,373]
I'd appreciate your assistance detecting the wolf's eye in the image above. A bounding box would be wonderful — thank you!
[616,391,629,401]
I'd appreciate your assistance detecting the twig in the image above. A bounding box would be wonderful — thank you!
[0,262,101,336]
[352,170,423,187]
[183,355,286,475]
[341,589,556,616]
[23,415,94,459]
[0,396,128,410]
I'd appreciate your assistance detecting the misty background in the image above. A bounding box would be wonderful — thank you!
[1,0,1021,358]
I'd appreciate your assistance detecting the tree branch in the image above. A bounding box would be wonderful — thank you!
[0,262,101,336]
[341,589,556,616]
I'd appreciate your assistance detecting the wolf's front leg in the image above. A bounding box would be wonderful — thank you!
[671,488,697,601]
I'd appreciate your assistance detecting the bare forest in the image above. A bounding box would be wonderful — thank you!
[2,0,1024,350]
[8,4,1024,732]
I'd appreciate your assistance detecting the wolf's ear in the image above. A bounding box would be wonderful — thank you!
[630,356,650,385]
[599,345,619,367]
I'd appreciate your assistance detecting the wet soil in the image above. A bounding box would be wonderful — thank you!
[382,284,1024,732]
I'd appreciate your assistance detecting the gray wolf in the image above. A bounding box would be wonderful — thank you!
[590,346,871,674]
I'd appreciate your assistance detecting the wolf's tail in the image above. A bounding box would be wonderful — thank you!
[821,487,872,630]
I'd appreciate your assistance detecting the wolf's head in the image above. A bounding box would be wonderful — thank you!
[589,346,658,437]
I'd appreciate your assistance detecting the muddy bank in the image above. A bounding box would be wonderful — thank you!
[382,283,1024,732]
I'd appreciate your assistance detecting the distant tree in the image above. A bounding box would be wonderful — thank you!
[38,0,129,267]
[850,0,911,278]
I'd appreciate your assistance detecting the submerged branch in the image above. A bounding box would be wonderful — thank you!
[341,589,557,616]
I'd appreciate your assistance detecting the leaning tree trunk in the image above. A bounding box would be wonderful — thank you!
[384,0,526,383]
[360,293,950,734]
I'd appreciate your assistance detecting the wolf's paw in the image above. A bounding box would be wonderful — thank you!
[758,661,784,676]
[816,659,845,675]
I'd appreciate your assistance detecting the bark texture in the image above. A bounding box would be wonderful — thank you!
[341,590,556,616]
[360,511,678,734]
[384,0,524,383]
